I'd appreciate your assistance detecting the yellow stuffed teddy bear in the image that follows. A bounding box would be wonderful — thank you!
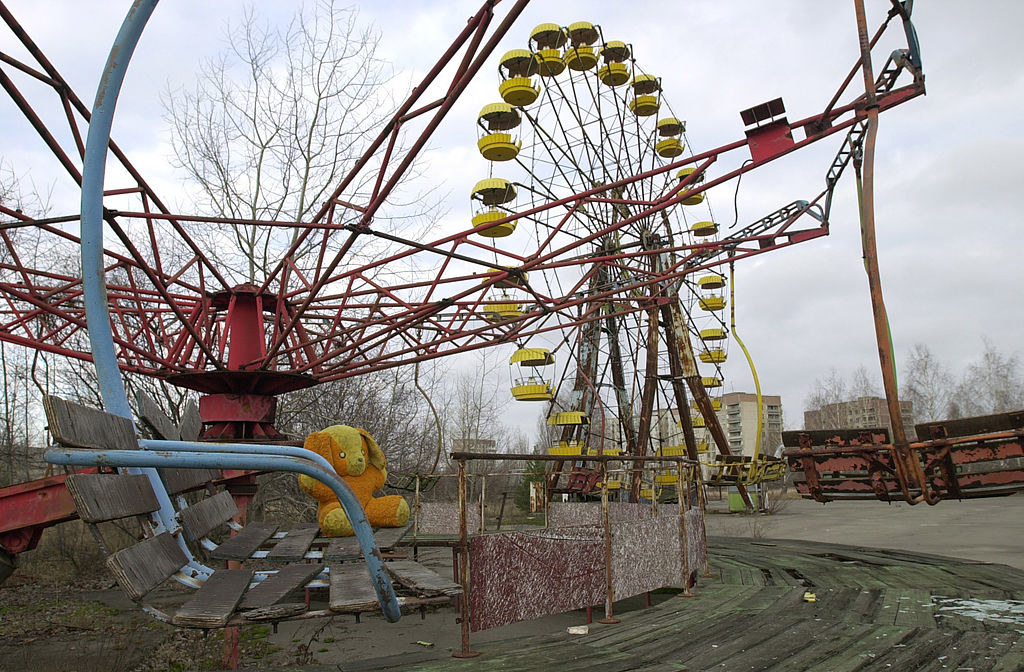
[298,425,410,537]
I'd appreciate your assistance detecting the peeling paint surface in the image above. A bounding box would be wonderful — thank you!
[685,508,707,575]
[467,503,707,630]
[610,515,684,599]
[414,502,480,536]
[468,527,604,631]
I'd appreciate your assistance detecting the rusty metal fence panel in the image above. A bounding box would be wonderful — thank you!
[468,527,604,631]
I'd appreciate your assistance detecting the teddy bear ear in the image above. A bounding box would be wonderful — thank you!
[357,428,386,470]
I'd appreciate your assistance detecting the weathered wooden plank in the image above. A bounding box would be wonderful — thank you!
[179,490,238,541]
[385,559,461,596]
[159,467,220,495]
[179,400,202,441]
[991,636,1024,672]
[107,532,187,600]
[818,625,918,672]
[329,563,379,613]
[211,523,279,561]
[892,588,936,629]
[373,525,410,551]
[766,621,878,672]
[323,535,362,562]
[136,391,180,441]
[174,568,253,628]
[241,603,307,622]
[43,395,136,450]
[916,409,1024,439]
[266,525,319,562]
[239,563,322,610]
[65,473,159,522]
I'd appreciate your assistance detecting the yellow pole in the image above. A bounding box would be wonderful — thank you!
[729,262,763,481]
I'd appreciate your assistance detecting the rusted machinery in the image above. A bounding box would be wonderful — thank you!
[784,410,1024,503]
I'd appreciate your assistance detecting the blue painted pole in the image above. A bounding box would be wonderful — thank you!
[80,0,160,421]
[139,439,338,474]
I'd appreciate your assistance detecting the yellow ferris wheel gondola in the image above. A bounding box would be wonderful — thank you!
[700,327,728,341]
[510,347,554,401]
[657,444,687,457]
[697,274,726,290]
[692,398,723,412]
[691,220,719,237]
[677,167,706,205]
[564,21,599,71]
[484,294,523,323]
[530,23,567,77]
[699,348,728,364]
[548,411,589,426]
[629,74,660,117]
[655,117,685,158]
[498,49,540,106]
[654,470,679,486]
[549,440,584,456]
[477,103,522,161]
[471,178,517,237]
[598,40,630,86]
[698,295,726,312]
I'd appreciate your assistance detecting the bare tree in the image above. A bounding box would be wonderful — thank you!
[949,338,1024,417]
[849,364,881,399]
[900,343,954,423]
[163,0,422,282]
[803,368,847,429]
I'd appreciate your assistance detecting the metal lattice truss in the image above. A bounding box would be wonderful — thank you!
[0,1,924,389]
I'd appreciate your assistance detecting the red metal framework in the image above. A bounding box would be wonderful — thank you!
[0,1,923,444]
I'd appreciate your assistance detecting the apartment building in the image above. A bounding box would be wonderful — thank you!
[803,396,914,438]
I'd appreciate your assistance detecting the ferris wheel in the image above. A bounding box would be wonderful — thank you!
[474,22,738,497]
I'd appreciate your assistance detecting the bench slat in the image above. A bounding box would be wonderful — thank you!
[239,564,322,610]
[160,467,221,496]
[266,525,319,562]
[179,490,238,541]
[174,568,254,628]
[66,473,159,523]
[179,400,202,441]
[107,532,187,600]
[329,563,379,613]
[373,525,410,552]
[136,392,181,441]
[43,395,136,451]
[385,559,461,596]
[323,536,362,562]
[212,523,279,561]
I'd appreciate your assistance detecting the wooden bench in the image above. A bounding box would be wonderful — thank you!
[44,395,461,630]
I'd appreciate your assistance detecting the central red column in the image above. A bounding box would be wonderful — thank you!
[166,284,315,441]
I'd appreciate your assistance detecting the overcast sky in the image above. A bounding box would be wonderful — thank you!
[1,1,1021,436]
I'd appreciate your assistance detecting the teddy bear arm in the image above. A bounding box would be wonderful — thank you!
[298,475,337,502]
